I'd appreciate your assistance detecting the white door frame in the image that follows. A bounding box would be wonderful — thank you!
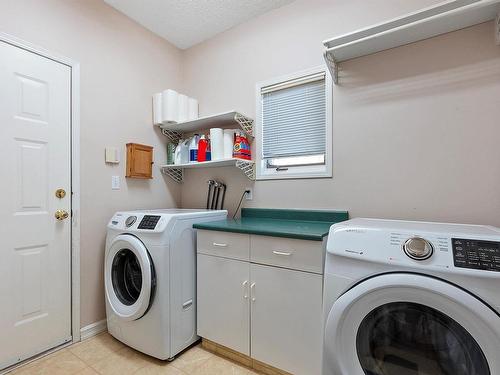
[0,32,81,343]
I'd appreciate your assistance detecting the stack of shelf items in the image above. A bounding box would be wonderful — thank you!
[159,110,255,183]
[323,0,500,84]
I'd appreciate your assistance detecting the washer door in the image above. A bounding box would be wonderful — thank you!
[324,273,500,375]
[105,234,155,321]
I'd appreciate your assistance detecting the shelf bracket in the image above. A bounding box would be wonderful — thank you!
[233,113,254,137]
[161,167,183,183]
[323,50,338,85]
[235,160,255,180]
[161,128,182,143]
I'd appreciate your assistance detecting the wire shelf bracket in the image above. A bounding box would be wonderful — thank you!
[161,128,182,143]
[161,167,183,183]
[235,160,256,180]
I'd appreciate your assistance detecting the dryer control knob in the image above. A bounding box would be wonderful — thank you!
[403,237,433,260]
[125,216,137,227]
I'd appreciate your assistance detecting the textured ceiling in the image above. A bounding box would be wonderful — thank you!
[104,0,295,49]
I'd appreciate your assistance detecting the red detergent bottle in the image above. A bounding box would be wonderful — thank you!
[197,135,208,162]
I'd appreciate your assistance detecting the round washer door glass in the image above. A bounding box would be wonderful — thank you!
[323,274,500,375]
[111,248,143,306]
[105,234,155,321]
[356,302,489,375]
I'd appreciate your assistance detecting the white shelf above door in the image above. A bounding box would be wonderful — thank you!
[323,0,500,83]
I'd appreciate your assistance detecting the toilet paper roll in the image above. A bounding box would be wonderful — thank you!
[210,128,224,160]
[188,98,199,121]
[161,89,178,124]
[152,93,162,125]
[178,94,189,123]
[223,129,235,159]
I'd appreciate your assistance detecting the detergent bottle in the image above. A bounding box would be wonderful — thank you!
[197,135,209,162]
[189,134,200,163]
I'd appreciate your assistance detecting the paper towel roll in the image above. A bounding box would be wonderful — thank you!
[161,89,178,124]
[223,129,235,159]
[210,128,224,160]
[152,93,162,125]
[188,98,199,121]
[178,94,189,123]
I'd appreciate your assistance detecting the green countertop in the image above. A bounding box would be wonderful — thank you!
[193,208,349,241]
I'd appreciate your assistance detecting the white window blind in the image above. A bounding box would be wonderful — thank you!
[261,73,326,159]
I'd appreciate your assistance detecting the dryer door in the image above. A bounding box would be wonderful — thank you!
[324,273,500,375]
[105,234,156,321]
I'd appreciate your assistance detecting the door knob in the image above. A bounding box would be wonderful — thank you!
[55,188,66,198]
[55,209,69,221]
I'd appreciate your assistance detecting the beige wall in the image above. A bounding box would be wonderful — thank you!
[0,0,183,327]
[180,0,500,228]
[2,0,500,329]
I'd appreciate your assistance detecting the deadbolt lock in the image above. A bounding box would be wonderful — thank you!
[55,189,66,199]
[55,209,69,221]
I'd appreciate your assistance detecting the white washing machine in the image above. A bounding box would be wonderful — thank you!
[105,209,226,360]
[323,218,500,375]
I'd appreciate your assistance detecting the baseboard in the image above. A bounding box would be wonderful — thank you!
[80,319,107,341]
[202,339,292,375]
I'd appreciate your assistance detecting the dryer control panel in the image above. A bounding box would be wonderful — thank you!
[452,238,500,272]
[138,215,161,230]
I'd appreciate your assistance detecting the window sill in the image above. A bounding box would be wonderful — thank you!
[256,165,332,180]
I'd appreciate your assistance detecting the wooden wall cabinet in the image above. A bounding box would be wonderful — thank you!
[126,143,153,179]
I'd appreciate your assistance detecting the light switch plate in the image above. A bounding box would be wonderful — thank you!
[105,147,120,164]
[111,175,120,190]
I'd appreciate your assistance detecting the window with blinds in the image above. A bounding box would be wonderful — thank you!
[257,69,331,178]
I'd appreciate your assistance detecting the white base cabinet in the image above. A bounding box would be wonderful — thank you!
[250,264,323,375]
[197,254,250,355]
[197,230,325,375]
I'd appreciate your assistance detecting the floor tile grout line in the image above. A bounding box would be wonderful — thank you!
[9,333,261,375]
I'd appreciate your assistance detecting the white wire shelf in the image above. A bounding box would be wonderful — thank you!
[159,110,254,143]
[160,158,255,183]
[323,0,500,83]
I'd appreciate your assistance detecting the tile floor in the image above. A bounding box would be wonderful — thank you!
[9,333,260,375]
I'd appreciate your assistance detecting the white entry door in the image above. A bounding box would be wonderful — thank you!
[0,41,72,369]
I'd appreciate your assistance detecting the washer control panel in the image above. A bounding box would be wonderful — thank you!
[452,238,500,272]
[138,215,161,230]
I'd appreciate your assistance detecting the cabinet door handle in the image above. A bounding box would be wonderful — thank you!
[273,250,292,256]
[243,280,248,299]
[250,282,256,302]
[243,280,249,299]
[212,242,228,247]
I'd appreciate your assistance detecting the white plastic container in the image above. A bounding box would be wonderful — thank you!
[174,139,190,165]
